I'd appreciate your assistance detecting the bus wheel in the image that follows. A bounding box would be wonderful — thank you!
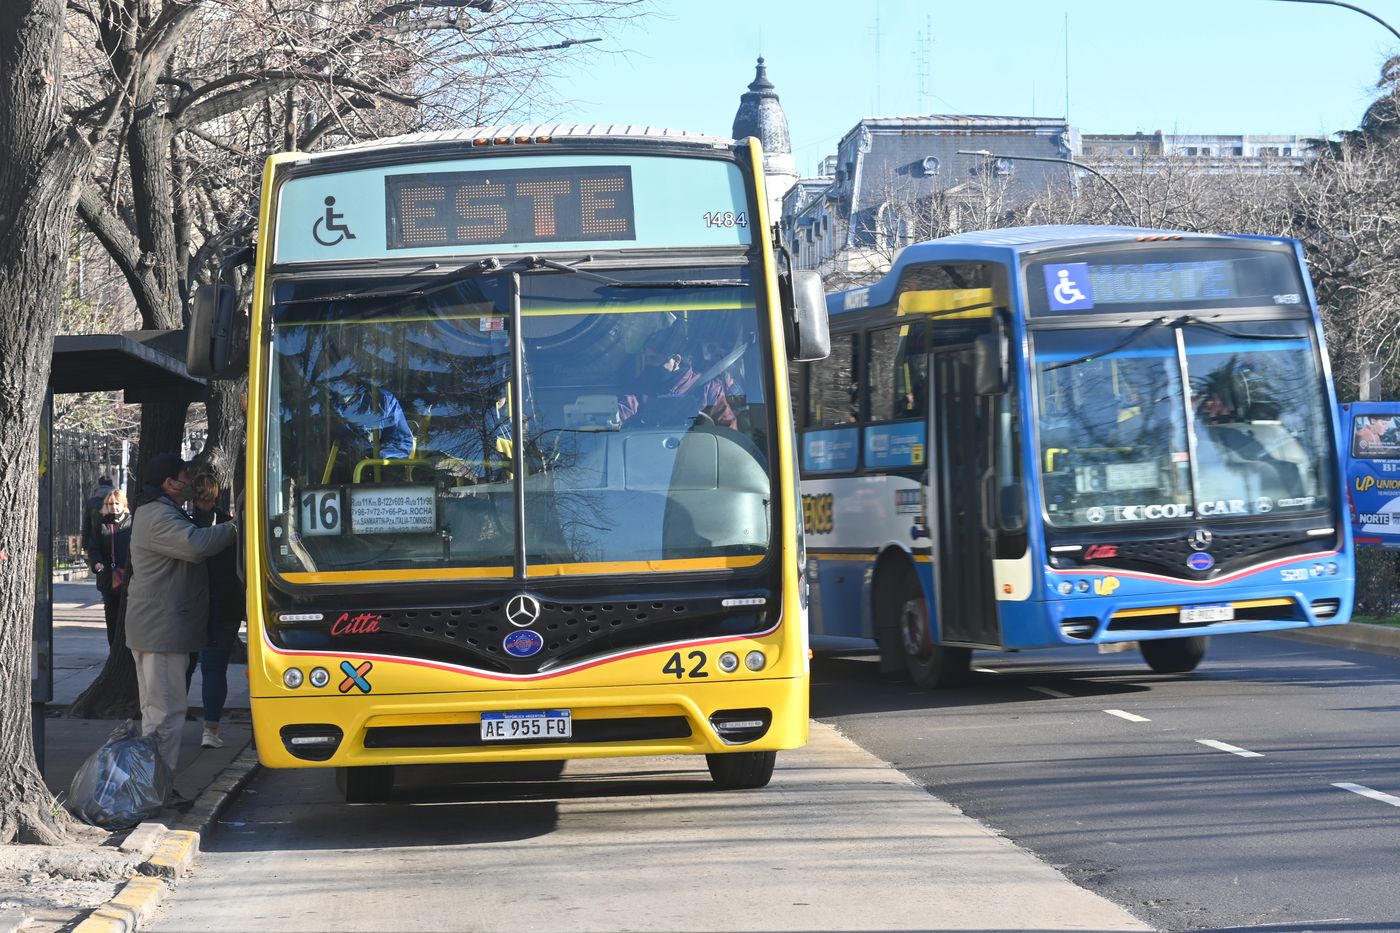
[897,573,970,689]
[336,765,394,803]
[706,751,776,790]
[1140,636,1207,674]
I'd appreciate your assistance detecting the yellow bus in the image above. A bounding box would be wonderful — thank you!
[188,125,829,801]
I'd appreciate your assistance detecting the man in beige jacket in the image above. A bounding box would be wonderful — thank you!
[125,453,238,775]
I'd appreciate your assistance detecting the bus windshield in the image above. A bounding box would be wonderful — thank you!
[1034,318,1334,528]
[265,263,770,578]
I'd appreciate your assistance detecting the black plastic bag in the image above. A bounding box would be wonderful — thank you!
[68,720,173,829]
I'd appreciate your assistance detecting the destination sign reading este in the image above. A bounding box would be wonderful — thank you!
[385,165,636,250]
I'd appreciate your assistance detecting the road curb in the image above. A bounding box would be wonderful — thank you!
[1271,622,1400,657]
[71,744,260,933]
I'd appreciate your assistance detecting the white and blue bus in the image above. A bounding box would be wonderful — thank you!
[797,226,1354,686]
[1338,401,1400,548]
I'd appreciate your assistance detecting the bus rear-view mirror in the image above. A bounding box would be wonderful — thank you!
[784,270,830,363]
[973,332,1007,396]
[186,283,239,378]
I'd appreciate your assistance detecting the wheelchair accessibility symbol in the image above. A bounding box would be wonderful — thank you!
[1043,262,1094,310]
[313,196,357,247]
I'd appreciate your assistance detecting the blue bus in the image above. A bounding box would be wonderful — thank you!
[1338,401,1400,548]
[797,226,1354,686]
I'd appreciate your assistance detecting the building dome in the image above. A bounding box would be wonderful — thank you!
[732,57,792,155]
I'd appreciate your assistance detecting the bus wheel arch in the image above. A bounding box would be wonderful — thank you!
[1140,636,1208,674]
[872,551,970,688]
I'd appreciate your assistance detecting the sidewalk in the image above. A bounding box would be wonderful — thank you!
[3,583,258,933]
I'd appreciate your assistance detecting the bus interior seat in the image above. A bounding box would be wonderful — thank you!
[532,427,770,560]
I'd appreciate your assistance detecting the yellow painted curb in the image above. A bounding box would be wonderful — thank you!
[142,829,199,878]
[72,876,165,933]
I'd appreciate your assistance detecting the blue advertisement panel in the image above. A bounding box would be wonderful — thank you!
[802,428,859,473]
[274,154,751,264]
[1340,402,1400,548]
[863,422,927,469]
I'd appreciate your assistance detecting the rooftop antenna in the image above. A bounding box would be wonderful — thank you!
[872,0,882,114]
[916,16,932,113]
[1063,12,1070,121]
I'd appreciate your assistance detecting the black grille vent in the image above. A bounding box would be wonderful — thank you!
[271,591,771,675]
[1063,526,1334,581]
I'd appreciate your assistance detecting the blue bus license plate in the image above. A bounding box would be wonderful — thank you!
[481,709,572,741]
[1179,604,1233,624]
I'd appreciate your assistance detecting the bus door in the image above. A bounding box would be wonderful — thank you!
[931,346,1000,645]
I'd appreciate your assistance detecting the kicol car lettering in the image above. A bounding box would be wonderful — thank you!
[1115,503,1192,521]
[1278,496,1316,508]
[1198,499,1247,516]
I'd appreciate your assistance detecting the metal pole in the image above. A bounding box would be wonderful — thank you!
[956,149,1138,226]
[1267,0,1400,43]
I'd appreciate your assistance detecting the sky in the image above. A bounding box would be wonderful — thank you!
[539,0,1400,176]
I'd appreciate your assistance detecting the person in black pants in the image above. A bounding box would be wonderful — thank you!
[187,472,245,749]
[91,489,132,645]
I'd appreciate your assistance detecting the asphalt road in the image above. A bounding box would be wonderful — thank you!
[811,634,1400,933]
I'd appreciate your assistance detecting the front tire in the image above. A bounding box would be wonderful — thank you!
[893,571,969,689]
[337,765,394,803]
[706,751,776,790]
[1140,636,1207,674]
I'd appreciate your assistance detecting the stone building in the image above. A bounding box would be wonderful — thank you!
[779,115,1079,280]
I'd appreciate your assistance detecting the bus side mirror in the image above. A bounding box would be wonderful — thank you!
[999,481,1026,533]
[783,270,830,363]
[186,284,238,378]
[973,332,1007,396]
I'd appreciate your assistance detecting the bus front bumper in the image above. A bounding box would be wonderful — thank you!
[251,676,809,769]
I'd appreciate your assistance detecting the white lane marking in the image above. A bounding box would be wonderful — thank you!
[1332,782,1400,808]
[1196,739,1264,758]
[1103,709,1150,723]
[972,667,999,674]
[1028,686,1071,699]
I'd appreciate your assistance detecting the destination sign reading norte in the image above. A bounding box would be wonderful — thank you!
[385,165,636,249]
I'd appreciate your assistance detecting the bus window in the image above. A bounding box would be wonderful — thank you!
[868,323,927,422]
[808,333,858,426]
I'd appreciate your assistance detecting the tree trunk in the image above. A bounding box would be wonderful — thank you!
[0,0,95,845]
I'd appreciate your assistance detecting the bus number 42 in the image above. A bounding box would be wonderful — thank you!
[663,651,709,679]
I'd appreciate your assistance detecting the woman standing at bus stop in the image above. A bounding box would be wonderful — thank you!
[92,489,132,646]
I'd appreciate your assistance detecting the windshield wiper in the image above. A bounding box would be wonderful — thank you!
[1180,316,1303,341]
[278,256,505,307]
[1044,317,1173,373]
[526,255,744,289]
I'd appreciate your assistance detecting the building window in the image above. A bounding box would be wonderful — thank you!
[1184,147,1198,156]
[1283,147,1292,156]
[1200,147,1211,156]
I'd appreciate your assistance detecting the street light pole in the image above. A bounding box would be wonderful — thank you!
[1267,0,1400,43]
[955,149,1139,226]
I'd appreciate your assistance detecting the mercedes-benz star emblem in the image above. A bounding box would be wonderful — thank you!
[505,594,541,628]
[1188,529,1213,551]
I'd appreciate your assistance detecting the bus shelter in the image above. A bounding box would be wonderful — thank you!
[34,330,204,764]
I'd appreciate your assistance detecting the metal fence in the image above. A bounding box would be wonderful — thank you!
[50,429,131,567]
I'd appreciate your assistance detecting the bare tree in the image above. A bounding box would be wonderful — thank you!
[0,0,123,844]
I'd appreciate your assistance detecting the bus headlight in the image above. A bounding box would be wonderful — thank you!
[718,652,740,673]
[309,667,330,688]
[1327,562,1338,576]
[1075,580,1090,593]
[283,668,304,689]
[744,650,767,672]
[1057,581,1074,596]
